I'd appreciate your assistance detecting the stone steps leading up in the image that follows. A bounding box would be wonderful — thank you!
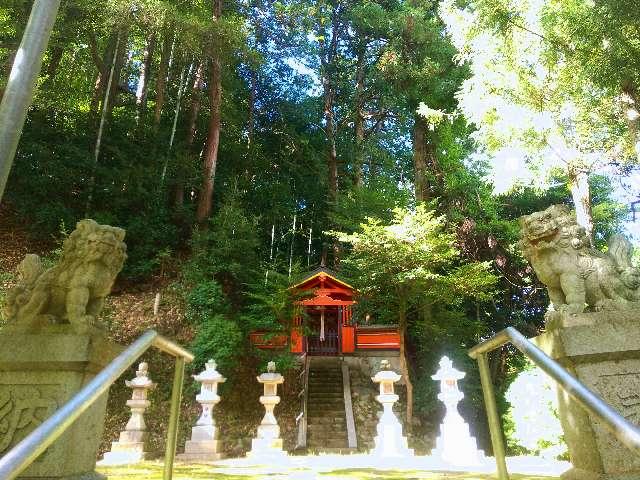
[305,357,349,451]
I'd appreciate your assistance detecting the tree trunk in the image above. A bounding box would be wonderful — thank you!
[89,32,117,115]
[413,113,429,203]
[196,0,223,224]
[85,34,121,215]
[324,81,338,203]
[353,47,366,187]
[174,61,204,208]
[154,26,173,129]
[398,294,413,431]
[568,164,594,244]
[247,68,256,147]
[44,44,64,80]
[105,24,129,118]
[288,213,297,278]
[135,31,156,121]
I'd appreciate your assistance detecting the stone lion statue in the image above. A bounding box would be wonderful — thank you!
[3,219,127,334]
[519,204,639,315]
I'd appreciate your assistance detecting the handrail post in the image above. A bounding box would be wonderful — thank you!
[163,356,185,480]
[477,352,509,480]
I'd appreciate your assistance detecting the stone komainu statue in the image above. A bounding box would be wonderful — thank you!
[3,219,127,334]
[519,204,639,315]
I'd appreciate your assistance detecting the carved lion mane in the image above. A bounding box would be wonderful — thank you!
[519,204,639,315]
[4,219,127,334]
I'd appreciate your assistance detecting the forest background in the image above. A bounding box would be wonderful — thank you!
[0,0,638,457]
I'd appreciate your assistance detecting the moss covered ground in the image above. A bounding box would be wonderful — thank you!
[98,461,560,480]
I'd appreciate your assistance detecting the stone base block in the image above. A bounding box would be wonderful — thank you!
[372,434,413,458]
[176,451,224,462]
[0,332,122,479]
[247,437,286,458]
[183,439,221,452]
[176,439,224,462]
[431,422,485,466]
[534,312,640,480]
[99,443,148,466]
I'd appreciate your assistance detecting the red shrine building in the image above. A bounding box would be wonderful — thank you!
[250,268,400,355]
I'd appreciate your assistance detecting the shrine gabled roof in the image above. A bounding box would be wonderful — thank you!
[292,266,353,290]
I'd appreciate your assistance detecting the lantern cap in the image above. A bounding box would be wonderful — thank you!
[194,359,226,383]
[257,372,285,384]
[125,362,155,388]
[372,370,401,384]
[431,356,465,381]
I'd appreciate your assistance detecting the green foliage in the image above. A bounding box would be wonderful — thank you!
[190,313,243,372]
[187,195,261,290]
[336,205,498,305]
[185,279,243,372]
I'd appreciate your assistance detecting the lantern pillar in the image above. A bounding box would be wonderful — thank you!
[248,361,286,458]
[371,360,413,458]
[178,359,226,461]
[430,356,486,466]
[100,362,155,465]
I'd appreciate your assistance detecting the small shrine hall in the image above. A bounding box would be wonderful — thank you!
[250,268,400,355]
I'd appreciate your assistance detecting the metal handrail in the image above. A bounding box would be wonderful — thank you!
[469,326,640,480]
[0,329,194,480]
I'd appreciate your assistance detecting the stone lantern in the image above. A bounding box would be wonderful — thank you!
[100,362,155,465]
[248,361,286,458]
[178,359,226,461]
[430,356,485,466]
[371,360,413,457]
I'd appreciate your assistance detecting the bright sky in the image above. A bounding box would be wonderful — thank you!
[486,156,640,243]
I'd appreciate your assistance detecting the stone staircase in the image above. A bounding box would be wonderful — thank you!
[306,357,354,453]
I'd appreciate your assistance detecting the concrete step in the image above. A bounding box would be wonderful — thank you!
[307,416,345,423]
[307,399,344,412]
[307,428,347,437]
[306,447,357,454]
[308,393,343,399]
[306,437,348,446]
[306,416,345,424]
[308,408,345,414]
[306,442,349,450]
[308,385,342,391]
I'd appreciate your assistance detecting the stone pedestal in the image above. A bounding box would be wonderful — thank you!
[100,362,155,465]
[0,331,122,479]
[248,362,286,459]
[178,360,226,462]
[371,364,413,458]
[534,310,640,480]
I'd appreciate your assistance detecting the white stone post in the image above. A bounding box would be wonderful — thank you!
[100,362,155,465]
[178,359,226,461]
[371,360,413,458]
[430,356,485,466]
[248,361,286,458]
